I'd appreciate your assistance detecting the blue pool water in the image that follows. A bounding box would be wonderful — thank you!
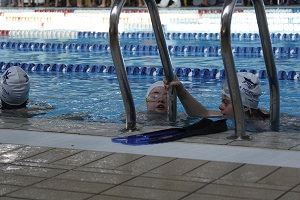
[1,33,300,123]
[18,71,300,123]
[2,35,300,71]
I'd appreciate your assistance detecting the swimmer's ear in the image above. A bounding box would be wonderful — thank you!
[244,106,253,115]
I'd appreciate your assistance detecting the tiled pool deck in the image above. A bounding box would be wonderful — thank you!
[1,4,300,200]
[0,116,300,199]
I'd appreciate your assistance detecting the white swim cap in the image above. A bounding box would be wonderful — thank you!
[146,81,164,97]
[1,66,30,106]
[222,72,262,109]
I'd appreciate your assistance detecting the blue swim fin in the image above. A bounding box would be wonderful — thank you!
[111,128,186,145]
[112,118,227,145]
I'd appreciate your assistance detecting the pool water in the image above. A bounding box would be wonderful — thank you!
[1,35,300,71]
[24,71,300,123]
[1,33,300,123]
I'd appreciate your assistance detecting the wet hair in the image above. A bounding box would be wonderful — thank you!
[245,108,270,120]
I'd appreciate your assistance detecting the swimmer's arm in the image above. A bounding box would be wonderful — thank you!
[176,84,222,117]
[167,79,222,117]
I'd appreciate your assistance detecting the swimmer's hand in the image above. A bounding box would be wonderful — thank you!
[164,76,221,118]
[163,76,188,100]
[163,75,183,90]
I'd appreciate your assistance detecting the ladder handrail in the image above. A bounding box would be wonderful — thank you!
[220,0,280,139]
[252,0,280,131]
[144,0,177,123]
[109,0,136,130]
[221,0,247,139]
[109,0,177,130]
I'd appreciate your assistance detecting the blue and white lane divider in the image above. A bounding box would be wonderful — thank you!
[0,62,299,80]
[0,41,299,56]
[3,30,300,41]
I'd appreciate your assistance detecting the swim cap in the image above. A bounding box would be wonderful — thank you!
[1,66,30,106]
[222,72,262,109]
[146,81,164,97]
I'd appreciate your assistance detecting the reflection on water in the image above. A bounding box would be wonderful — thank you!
[136,110,191,127]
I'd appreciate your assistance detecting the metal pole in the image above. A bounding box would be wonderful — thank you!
[252,0,280,131]
[220,0,249,140]
[144,0,177,122]
[109,0,136,130]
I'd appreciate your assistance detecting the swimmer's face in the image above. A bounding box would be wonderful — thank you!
[219,94,234,118]
[146,86,168,114]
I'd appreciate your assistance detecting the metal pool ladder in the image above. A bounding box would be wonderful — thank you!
[221,0,280,139]
[109,0,177,130]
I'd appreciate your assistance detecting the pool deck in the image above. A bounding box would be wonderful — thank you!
[1,4,300,200]
[0,116,300,199]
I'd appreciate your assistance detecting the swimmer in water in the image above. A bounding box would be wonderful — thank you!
[145,80,218,116]
[145,81,168,114]
[168,72,269,120]
[220,72,269,120]
[0,66,54,118]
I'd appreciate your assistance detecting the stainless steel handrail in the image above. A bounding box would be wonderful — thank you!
[221,0,280,139]
[252,0,280,131]
[109,0,136,130]
[221,0,248,139]
[109,0,177,130]
[143,0,177,122]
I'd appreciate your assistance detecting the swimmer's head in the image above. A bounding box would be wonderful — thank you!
[222,72,262,109]
[1,66,30,108]
[146,81,168,114]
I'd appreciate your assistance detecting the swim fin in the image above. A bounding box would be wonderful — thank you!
[112,118,227,145]
[111,128,186,145]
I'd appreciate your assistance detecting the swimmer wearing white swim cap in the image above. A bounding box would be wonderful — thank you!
[1,66,30,109]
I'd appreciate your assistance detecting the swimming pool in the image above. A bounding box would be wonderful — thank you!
[0,8,300,126]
